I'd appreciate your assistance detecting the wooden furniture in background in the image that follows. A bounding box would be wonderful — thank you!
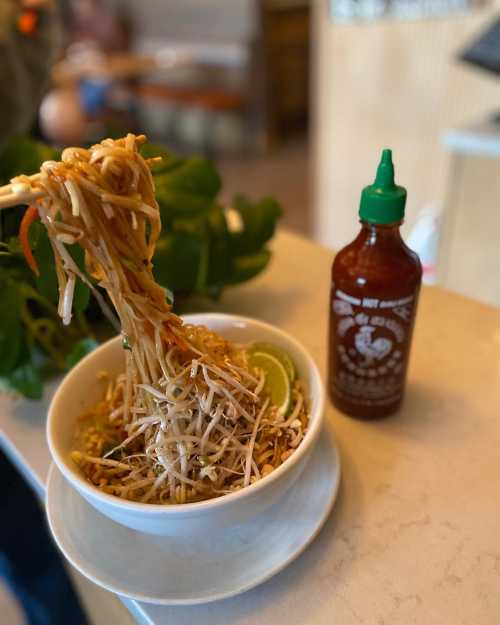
[255,0,310,150]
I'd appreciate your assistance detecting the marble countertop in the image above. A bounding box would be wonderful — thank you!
[2,229,500,625]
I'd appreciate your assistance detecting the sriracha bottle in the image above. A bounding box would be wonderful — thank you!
[328,149,422,419]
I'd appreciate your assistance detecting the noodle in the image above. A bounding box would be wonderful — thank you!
[14,134,309,504]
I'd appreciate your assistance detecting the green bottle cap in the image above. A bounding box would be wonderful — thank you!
[359,149,406,224]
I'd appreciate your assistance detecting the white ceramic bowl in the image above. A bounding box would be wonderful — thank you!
[47,313,324,536]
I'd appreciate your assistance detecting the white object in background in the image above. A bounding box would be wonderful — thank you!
[406,205,441,285]
[39,87,86,146]
[443,116,500,159]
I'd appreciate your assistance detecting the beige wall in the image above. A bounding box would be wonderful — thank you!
[311,1,500,250]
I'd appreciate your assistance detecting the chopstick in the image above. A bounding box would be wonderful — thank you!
[0,173,46,210]
[0,187,46,210]
[0,173,41,194]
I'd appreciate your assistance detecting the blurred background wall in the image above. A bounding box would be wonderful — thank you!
[312,0,500,250]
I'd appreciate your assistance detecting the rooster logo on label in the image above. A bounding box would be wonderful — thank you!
[354,325,392,366]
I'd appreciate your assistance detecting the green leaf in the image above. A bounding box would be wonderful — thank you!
[0,136,59,241]
[154,157,220,221]
[0,258,32,284]
[32,223,58,304]
[0,136,58,184]
[140,143,184,175]
[157,157,221,199]
[70,245,90,313]
[0,282,23,375]
[6,363,43,399]
[196,238,210,292]
[65,338,99,370]
[1,206,24,242]
[28,221,43,249]
[171,213,207,236]
[32,222,90,313]
[205,205,230,295]
[229,195,282,256]
[0,237,34,279]
[153,232,202,293]
[155,188,214,220]
[229,248,272,285]
[3,237,23,255]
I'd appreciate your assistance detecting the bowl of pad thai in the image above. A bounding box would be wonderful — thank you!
[47,313,324,535]
[1,133,323,535]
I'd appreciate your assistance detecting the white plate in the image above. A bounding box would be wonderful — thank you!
[46,425,340,606]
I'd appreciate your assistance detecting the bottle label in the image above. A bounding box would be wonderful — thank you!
[331,288,416,406]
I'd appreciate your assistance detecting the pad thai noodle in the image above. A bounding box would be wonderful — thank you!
[13,134,309,504]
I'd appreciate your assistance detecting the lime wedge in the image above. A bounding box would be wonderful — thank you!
[249,351,291,416]
[248,342,296,381]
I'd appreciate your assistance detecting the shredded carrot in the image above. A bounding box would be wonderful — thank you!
[20,205,40,276]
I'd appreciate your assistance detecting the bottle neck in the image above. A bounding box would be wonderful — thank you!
[358,220,403,246]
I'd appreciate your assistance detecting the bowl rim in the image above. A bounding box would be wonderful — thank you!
[47,313,324,515]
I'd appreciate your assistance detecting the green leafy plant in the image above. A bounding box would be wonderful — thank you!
[0,137,282,398]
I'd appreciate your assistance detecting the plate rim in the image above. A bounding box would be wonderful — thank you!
[46,426,341,606]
